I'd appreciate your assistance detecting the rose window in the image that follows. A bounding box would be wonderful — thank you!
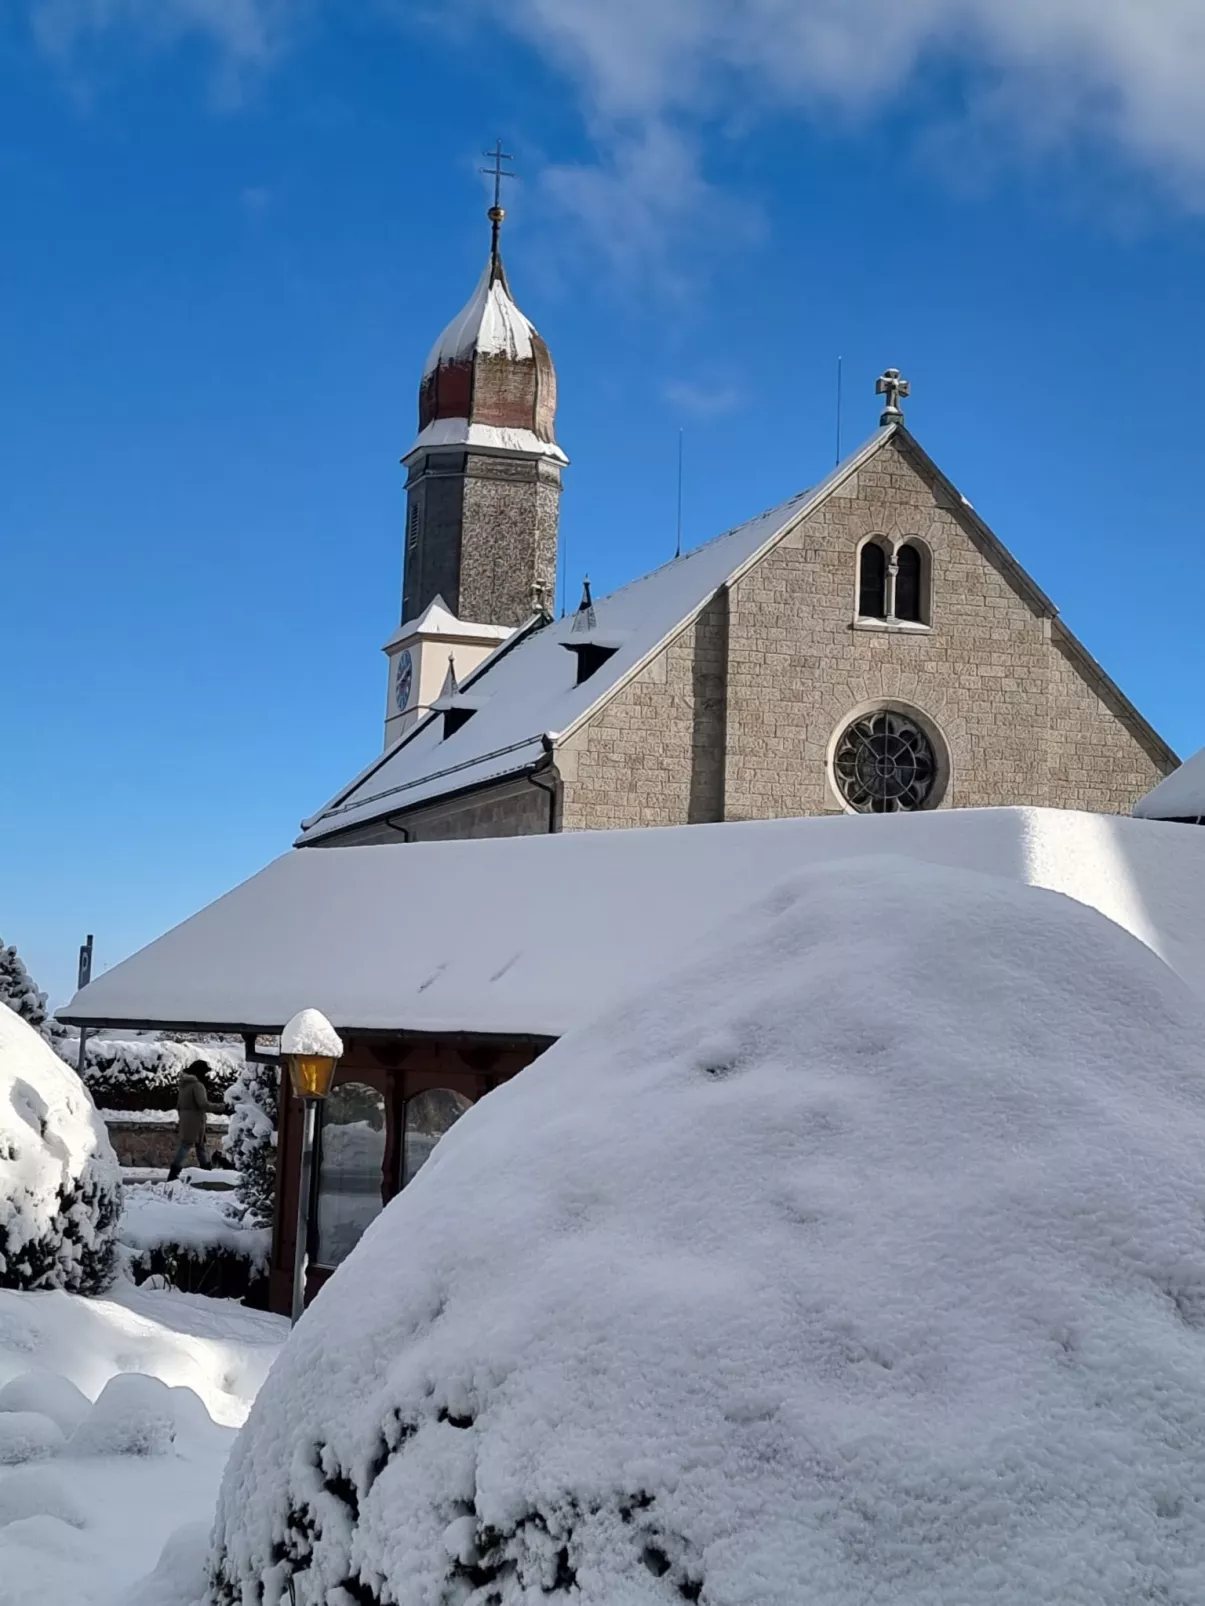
[833,709,938,813]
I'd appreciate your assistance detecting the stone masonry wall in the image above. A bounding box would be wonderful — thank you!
[460,457,561,629]
[558,592,728,830]
[559,436,1171,829]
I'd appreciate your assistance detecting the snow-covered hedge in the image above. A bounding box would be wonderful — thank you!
[0,1002,122,1294]
[119,1179,270,1300]
[79,1037,243,1111]
[209,860,1205,1606]
[224,1060,279,1229]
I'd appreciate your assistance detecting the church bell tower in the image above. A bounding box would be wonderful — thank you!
[399,146,566,631]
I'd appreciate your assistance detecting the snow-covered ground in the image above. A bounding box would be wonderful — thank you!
[0,1282,285,1606]
[12,849,1205,1603]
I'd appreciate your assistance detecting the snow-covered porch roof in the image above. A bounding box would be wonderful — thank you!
[60,808,1205,1041]
[1134,745,1205,822]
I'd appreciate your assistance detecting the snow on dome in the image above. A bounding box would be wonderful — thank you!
[210,858,1205,1606]
[1134,743,1205,821]
[423,263,536,377]
[280,1009,343,1059]
[0,1002,121,1294]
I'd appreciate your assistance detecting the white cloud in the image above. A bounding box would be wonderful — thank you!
[486,0,1205,180]
[22,0,1205,256]
[481,0,1205,217]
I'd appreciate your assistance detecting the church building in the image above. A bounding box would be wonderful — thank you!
[301,203,1175,848]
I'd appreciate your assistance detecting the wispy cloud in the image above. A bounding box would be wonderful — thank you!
[480,0,1205,201]
[27,0,310,103]
[535,121,760,285]
[30,0,299,62]
[472,0,1205,262]
[664,379,743,419]
[239,183,272,213]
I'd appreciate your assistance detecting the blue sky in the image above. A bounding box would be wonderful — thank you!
[3,0,1203,1005]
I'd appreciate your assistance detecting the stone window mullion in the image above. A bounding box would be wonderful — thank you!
[885,546,900,621]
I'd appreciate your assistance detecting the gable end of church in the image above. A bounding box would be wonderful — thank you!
[555,427,1175,827]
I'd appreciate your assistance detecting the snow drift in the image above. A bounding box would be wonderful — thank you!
[0,1002,121,1293]
[209,858,1205,1606]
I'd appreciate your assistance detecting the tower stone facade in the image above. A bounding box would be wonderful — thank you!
[399,228,565,630]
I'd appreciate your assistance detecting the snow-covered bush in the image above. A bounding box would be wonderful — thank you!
[210,860,1205,1606]
[0,1410,64,1465]
[0,1001,122,1294]
[70,1373,179,1457]
[225,1060,279,1228]
[0,938,65,1051]
[80,1036,243,1111]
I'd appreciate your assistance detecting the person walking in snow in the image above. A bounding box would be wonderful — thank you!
[167,1060,213,1181]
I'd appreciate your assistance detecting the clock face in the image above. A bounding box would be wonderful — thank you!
[394,649,414,712]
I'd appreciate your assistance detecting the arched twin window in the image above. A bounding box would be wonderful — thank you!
[857,538,928,626]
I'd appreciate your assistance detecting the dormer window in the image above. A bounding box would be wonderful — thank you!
[566,641,619,686]
[563,577,621,686]
[442,706,476,740]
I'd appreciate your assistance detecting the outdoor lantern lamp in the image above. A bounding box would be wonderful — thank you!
[287,1051,340,1101]
[281,1008,344,1327]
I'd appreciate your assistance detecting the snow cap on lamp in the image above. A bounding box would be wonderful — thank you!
[281,1009,343,1060]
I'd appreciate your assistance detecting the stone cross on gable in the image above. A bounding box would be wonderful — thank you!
[876,368,910,425]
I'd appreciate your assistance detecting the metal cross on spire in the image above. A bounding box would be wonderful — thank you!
[480,139,516,280]
[876,368,910,426]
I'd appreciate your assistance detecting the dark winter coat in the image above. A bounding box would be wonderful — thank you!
[176,1072,210,1144]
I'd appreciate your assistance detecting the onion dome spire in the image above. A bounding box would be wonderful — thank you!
[409,144,565,469]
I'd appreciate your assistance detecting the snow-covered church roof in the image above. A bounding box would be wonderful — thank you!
[61,807,1205,1040]
[1134,744,1205,822]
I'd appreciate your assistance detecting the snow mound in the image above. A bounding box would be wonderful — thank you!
[127,1520,213,1606]
[0,1466,87,1529]
[0,1002,122,1293]
[0,1371,91,1435]
[209,859,1205,1606]
[69,1373,178,1457]
[0,1410,64,1465]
